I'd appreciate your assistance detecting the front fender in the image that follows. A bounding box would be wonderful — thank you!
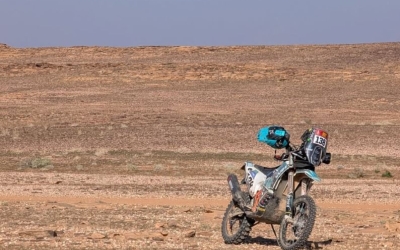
[294,170,320,197]
[296,169,321,182]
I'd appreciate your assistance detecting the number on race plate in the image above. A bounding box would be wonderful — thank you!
[313,135,326,147]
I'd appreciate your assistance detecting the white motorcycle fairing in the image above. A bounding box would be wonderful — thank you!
[243,162,267,197]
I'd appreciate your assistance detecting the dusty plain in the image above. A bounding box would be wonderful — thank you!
[0,42,400,249]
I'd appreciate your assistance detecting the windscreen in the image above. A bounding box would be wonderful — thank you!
[303,128,328,166]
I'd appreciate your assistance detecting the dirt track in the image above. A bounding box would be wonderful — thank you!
[0,174,399,250]
[1,43,400,249]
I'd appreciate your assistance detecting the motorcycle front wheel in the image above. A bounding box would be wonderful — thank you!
[277,195,316,250]
[221,193,253,244]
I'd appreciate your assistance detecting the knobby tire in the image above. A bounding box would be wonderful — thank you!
[277,195,316,250]
[221,192,253,244]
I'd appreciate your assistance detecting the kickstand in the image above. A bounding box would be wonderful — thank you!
[271,224,277,238]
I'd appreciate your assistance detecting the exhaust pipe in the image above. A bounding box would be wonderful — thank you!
[227,174,246,210]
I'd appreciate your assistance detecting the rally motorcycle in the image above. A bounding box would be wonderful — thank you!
[221,126,331,250]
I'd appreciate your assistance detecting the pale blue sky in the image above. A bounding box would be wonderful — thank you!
[1,1,399,48]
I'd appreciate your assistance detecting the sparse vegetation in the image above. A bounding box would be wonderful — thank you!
[153,164,164,171]
[19,157,53,169]
[75,164,84,171]
[381,170,393,178]
[304,119,313,125]
[198,223,212,231]
[223,162,237,174]
[348,168,365,179]
[126,163,137,171]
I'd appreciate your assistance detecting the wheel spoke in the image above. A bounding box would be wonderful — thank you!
[277,196,317,250]
[221,197,253,244]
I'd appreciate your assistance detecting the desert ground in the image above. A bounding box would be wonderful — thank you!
[0,42,400,249]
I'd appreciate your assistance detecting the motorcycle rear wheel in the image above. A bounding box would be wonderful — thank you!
[277,195,316,250]
[221,192,253,244]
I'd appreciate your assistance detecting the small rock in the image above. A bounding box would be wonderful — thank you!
[47,230,57,237]
[124,233,141,240]
[19,230,57,238]
[385,222,400,232]
[88,232,106,239]
[55,230,64,236]
[167,220,179,228]
[154,222,165,229]
[386,242,393,247]
[204,209,213,213]
[197,231,213,237]
[111,233,124,240]
[152,236,164,241]
[186,243,199,248]
[184,230,196,238]
[160,231,168,236]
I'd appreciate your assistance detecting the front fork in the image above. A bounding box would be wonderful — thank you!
[284,154,315,222]
[285,153,295,221]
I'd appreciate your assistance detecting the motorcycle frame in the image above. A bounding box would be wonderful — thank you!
[241,149,321,225]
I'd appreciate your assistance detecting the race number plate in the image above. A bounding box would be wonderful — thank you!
[313,135,327,148]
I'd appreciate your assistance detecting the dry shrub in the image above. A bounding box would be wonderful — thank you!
[348,168,365,179]
[19,157,53,169]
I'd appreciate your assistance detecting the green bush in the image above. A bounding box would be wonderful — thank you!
[381,170,393,178]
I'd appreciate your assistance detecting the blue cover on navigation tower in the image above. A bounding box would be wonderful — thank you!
[257,126,290,149]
